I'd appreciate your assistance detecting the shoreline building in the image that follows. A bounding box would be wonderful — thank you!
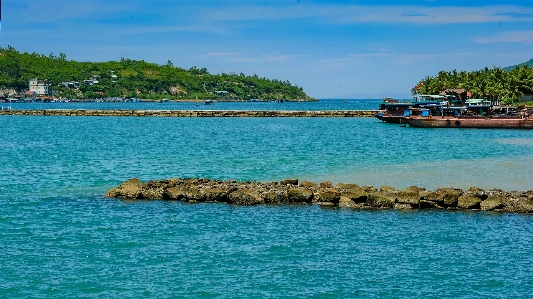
[29,78,52,96]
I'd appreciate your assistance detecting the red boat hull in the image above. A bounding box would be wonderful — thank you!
[405,116,533,129]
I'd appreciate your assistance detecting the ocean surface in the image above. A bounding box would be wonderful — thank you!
[2,99,533,298]
[1,98,382,111]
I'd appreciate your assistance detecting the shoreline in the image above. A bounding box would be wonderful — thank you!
[105,178,533,213]
[0,109,378,117]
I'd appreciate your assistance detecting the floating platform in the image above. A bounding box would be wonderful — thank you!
[0,109,378,117]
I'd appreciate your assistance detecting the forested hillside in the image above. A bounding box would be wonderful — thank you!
[412,65,533,105]
[0,46,312,101]
[503,58,533,72]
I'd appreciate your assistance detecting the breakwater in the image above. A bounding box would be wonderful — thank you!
[0,109,378,117]
[106,178,533,213]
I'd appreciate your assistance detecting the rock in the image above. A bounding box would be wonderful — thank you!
[336,183,360,190]
[468,186,484,192]
[140,187,165,200]
[122,178,143,187]
[262,189,288,204]
[287,188,314,203]
[204,188,230,202]
[367,192,396,208]
[340,187,368,203]
[314,188,341,203]
[180,186,205,201]
[502,197,533,213]
[104,178,143,199]
[228,188,264,205]
[394,203,414,210]
[480,195,507,211]
[319,181,333,188]
[380,186,399,193]
[419,190,431,199]
[280,178,298,186]
[362,186,378,193]
[104,177,533,213]
[338,196,359,208]
[457,195,482,209]
[467,186,488,200]
[419,200,443,209]
[396,189,420,205]
[163,186,186,200]
[300,181,318,189]
[427,188,463,207]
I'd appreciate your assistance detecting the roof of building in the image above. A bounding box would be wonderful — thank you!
[440,89,466,95]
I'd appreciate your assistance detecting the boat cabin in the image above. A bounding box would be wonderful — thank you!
[379,103,413,115]
[464,105,492,116]
[404,108,430,117]
[404,104,448,117]
[443,107,466,117]
[413,94,448,102]
[465,99,491,106]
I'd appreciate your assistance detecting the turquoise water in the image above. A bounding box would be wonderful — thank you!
[2,99,533,298]
[2,98,381,111]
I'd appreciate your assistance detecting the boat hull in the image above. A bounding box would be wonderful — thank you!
[375,113,406,124]
[406,116,533,129]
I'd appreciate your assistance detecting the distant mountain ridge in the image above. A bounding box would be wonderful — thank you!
[503,58,533,71]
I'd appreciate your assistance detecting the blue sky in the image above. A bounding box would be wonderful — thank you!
[1,0,533,98]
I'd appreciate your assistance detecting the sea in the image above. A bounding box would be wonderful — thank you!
[1,99,533,298]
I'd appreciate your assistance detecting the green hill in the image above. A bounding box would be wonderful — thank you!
[0,46,312,101]
[503,58,533,72]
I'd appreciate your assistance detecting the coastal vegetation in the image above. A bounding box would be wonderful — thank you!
[412,64,533,105]
[0,46,312,101]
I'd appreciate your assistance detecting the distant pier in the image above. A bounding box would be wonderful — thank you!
[0,109,379,117]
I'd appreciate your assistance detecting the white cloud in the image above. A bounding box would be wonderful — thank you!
[475,30,533,44]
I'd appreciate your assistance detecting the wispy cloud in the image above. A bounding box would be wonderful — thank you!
[199,4,533,25]
[204,52,298,63]
[475,30,533,44]
[321,51,481,70]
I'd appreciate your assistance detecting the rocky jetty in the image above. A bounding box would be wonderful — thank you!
[105,178,533,213]
[0,109,378,117]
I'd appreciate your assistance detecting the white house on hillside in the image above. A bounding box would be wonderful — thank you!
[29,79,52,96]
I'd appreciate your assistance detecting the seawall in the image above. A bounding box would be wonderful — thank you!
[105,178,533,213]
[0,109,378,117]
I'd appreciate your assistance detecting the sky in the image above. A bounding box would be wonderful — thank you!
[1,0,533,99]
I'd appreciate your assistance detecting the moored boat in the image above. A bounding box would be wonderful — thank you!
[376,95,451,124]
[404,106,533,129]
